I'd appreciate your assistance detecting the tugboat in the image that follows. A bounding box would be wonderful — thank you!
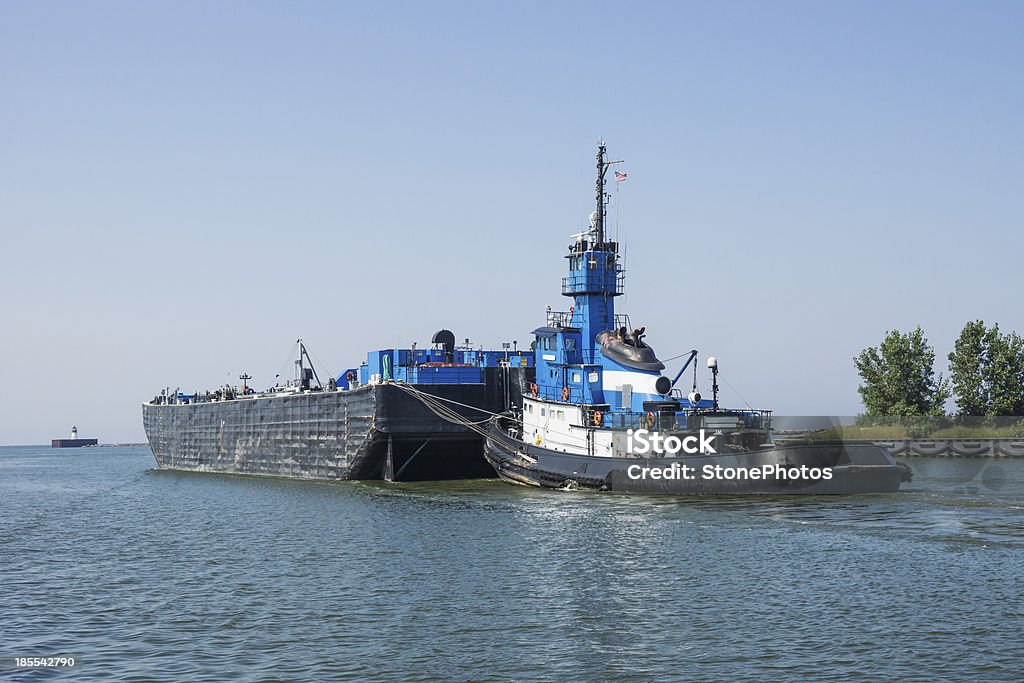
[483,142,911,494]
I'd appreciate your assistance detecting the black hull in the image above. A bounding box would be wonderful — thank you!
[484,422,909,495]
[143,369,527,482]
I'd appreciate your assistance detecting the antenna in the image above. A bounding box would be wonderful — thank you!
[594,139,625,247]
[239,373,251,394]
[708,357,719,410]
[596,140,606,245]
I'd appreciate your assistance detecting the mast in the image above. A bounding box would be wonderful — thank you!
[596,140,607,245]
[561,142,624,350]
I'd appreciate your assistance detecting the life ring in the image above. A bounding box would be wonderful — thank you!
[645,411,656,429]
[530,383,539,397]
[562,387,570,401]
[593,411,603,427]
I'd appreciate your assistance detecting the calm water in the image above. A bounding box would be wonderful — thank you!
[2,446,1023,682]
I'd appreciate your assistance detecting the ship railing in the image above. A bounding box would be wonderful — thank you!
[546,310,575,328]
[532,385,569,402]
[588,408,773,432]
[682,409,774,432]
[595,411,685,432]
[591,411,653,431]
[561,271,625,296]
[541,312,632,337]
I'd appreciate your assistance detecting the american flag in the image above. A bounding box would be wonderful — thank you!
[615,171,628,182]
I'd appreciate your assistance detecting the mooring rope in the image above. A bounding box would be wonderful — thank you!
[388,382,503,439]
[388,381,593,447]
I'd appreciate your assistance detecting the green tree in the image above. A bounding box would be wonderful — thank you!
[854,327,950,416]
[948,320,990,416]
[990,330,1024,415]
[949,320,1024,416]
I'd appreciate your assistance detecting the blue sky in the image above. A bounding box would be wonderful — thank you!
[1,1,1022,443]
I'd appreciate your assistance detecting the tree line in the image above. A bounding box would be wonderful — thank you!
[854,321,1024,418]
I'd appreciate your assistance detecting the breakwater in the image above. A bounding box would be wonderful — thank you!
[875,438,1024,458]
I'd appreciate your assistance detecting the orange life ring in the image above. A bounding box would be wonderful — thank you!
[593,411,603,426]
[562,387,570,401]
[530,383,538,397]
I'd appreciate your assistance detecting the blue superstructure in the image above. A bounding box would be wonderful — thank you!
[529,141,712,424]
[342,330,533,390]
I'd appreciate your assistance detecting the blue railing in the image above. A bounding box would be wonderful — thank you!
[561,270,625,295]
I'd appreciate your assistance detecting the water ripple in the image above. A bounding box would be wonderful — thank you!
[1,446,1023,681]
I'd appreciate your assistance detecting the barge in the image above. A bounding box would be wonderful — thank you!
[144,333,533,481]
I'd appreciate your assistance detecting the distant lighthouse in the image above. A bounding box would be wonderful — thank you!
[52,425,97,448]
